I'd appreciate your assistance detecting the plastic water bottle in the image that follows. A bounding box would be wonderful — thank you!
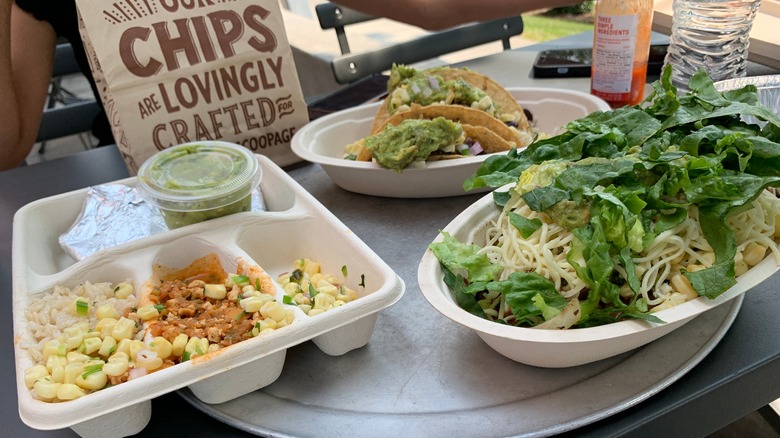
[590,0,654,108]
[664,0,762,92]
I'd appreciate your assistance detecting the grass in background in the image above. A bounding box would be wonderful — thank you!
[522,14,594,43]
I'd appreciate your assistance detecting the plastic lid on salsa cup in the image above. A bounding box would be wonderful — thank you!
[136,141,262,213]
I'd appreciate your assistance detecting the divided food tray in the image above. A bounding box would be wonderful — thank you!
[11,155,405,437]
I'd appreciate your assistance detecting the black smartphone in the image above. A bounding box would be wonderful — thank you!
[307,74,389,121]
[532,44,668,78]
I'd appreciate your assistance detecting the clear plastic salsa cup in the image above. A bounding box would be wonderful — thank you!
[137,141,262,229]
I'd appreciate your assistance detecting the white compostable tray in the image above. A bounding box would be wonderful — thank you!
[291,87,611,198]
[12,155,405,437]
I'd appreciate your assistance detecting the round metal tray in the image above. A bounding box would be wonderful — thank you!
[179,294,744,437]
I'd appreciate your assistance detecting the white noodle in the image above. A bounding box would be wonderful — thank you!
[478,189,780,324]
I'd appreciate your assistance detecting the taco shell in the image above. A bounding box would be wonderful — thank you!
[371,66,530,134]
[374,104,525,148]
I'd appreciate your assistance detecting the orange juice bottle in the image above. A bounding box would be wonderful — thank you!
[590,0,653,108]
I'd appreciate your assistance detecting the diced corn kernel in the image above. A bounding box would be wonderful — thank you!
[171,333,188,357]
[42,340,65,361]
[185,337,203,356]
[149,336,173,359]
[33,378,60,400]
[256,319,276,333]
[111,317,136,340]
[64,333,83,351]
[204,284,227,299]
[742,242,767,267]
[285,309,295,325]
[241,285,255,295]
[115,338,132,357]
[225,274,239,288]
[114,282,134,299]
[46,356,68,374]
[57,383,87,400]
[207,343,219,353]
[240,296,264,313]
[260,301,286,322]
[277,273,290,286]
[66,351,90,363]
[313,293,335,310]
[199,338,209,354]
[64,363,84,385]
[299,304,312,315]
[98,336,117,358]
[103,353,130,377]
[735,260,749,277]
[24,365,49,389]
[136,304,160,321]
[294,294,310,305]
[96,317,118,338]
[317,282,338,297]
[83,330,101,339]
[333,300,346,308]
[95,304,119,320]
[50,363,65,383]
[308,308,325,317]
[283,282,300,296]
[670,274,698,300]
[76,369,108,391]
[80,337,103,355]
[295,258,320,277]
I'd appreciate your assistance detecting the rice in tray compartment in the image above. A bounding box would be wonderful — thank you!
[23,281,137,364]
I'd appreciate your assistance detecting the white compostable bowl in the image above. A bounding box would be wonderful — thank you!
[417,191,779,368]
[291,88,611,198]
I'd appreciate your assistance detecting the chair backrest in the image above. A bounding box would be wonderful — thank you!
[36,42,101,143]
[315,3,523,84]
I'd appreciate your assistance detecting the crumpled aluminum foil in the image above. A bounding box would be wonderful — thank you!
[59,183,265,260]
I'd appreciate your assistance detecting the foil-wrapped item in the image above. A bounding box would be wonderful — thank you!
[59,184,266,260]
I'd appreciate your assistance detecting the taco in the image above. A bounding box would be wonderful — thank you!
[374,103,524,148]
[344,117,509,171]
[371,65,531,138]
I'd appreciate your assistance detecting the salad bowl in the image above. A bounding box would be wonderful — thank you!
[417,191,776,367]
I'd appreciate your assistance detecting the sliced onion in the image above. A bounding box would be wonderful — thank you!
[128,367,147,380]
[411,83,421,94]
[136,349,157,360]
[469,141,484,156]
[428,76,440,90]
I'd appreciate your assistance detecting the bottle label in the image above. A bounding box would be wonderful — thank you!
[592,14,638,95]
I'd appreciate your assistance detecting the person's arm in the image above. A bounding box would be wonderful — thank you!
[331,0,585,30]
[0,0,56,171]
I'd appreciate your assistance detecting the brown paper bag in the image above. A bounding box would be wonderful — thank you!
[76,0,309,173]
